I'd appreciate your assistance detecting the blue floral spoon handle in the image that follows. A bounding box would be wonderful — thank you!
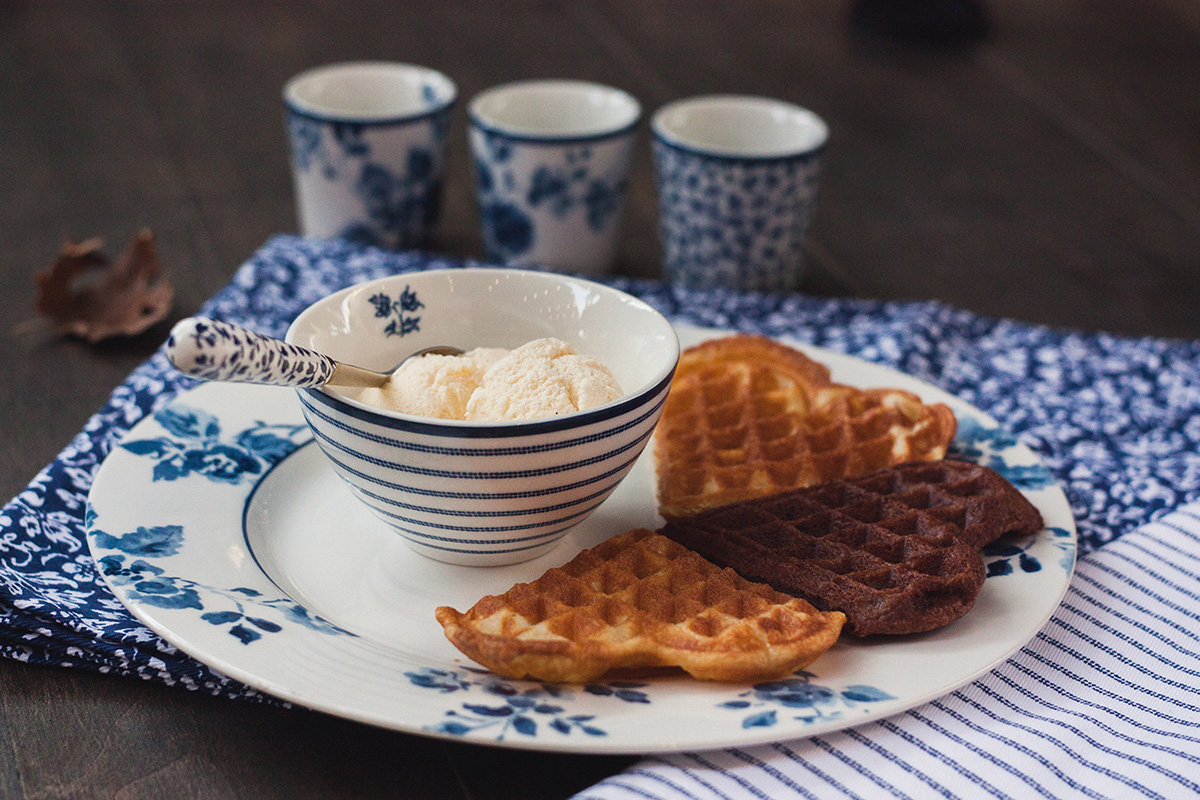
[167,317,383,388]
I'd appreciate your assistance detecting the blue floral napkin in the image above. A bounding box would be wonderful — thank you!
[2,234,1199,707]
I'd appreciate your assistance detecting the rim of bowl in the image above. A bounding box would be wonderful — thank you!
[651,94,828,161]
[284,268,680,437]
[467,79,641,144]
[283,61,458,125]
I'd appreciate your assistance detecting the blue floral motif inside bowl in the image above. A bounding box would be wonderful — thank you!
[368,284,424,338]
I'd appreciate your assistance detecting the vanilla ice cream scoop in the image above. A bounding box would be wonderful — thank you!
[352,338,623,421]
[465,338,623,421]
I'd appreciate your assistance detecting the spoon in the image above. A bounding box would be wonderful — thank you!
[166,317,463,389]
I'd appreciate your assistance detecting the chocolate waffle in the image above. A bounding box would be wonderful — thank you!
[662,460,1044,636]
[435,529,846,683]
[654,335,958,518]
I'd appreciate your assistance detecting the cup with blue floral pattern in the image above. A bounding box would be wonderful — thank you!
[651,95,828,292]
[468,80,641,274]
[284,62,456,249]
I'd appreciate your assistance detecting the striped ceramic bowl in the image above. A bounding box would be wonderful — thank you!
[285,268,679,566]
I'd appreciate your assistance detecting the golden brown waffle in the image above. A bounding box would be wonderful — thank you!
[662,460,1044,636]
[435,529,846,683]
[654,335,958,518]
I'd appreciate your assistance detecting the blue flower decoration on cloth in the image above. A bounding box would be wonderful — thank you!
[1,234,1199,702]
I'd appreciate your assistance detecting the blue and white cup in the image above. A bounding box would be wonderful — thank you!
[651,95,828,292]
[468,80,641,275]
[284,62,456,249]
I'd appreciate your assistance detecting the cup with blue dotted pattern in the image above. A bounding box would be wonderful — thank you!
[651,95,828,292]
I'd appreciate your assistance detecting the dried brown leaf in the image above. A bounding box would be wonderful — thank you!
[35,230,174,343]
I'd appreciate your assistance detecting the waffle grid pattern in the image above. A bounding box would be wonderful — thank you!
[663,461,1044,636]
[654,335,957,517]
[435,529,845,682]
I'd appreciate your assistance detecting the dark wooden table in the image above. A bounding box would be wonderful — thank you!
[2,1,1197,797]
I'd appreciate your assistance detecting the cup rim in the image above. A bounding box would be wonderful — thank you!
[651,94,828,161]
[283,61,458,125]
[467,79,641,144]
[284,268,680,435]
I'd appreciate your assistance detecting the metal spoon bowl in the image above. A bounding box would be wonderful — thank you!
[166,317,463,389]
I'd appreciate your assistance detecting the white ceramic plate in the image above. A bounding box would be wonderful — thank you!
[86,325,1076,754]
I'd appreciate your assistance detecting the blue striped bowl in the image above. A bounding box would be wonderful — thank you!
[285,268,679,566]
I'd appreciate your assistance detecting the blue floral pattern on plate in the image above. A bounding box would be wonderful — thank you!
[948,417,1057,490]
[984,526,1076,576]
[406,668,651,739]
[95,549,345,643]
[93,415,347,645]
[719,672,896,729]
[120,405,307,484]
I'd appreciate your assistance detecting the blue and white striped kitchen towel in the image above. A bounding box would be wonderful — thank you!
[579,502,1200,800]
